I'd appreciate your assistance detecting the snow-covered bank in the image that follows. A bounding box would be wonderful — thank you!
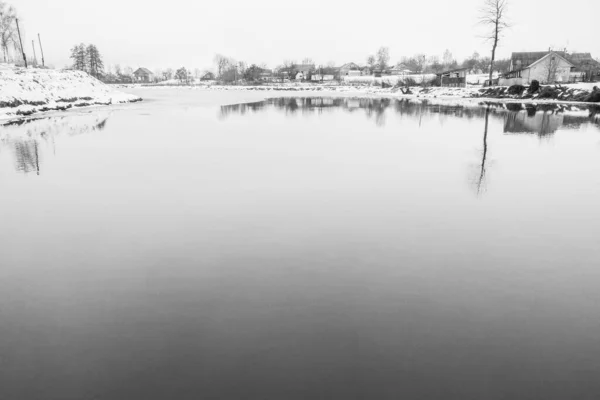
[0,65,142,120]
[130,83,600,107]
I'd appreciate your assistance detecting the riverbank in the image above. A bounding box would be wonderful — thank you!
[0,65,142,121]
[132,81,600,106]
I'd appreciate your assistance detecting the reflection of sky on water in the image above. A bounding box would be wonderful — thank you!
[0,112,110,175]
[3,94,600,400]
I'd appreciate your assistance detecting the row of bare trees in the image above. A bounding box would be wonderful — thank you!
[0,1,19,63]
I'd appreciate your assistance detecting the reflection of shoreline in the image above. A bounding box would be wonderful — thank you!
[504,111,564,136]
[0,113,111,175]
[220,97,502,126]
[220,97,600,131]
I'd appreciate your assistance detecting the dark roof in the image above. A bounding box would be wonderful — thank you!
[568,53,600,70]
[511,51,566,68]
[569,52,592,62]
[436,67,468,75]
[339,62,360,70]
[134,67,153,75]
[509,51,599,69]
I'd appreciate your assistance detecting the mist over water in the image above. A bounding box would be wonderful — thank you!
[2,91,600,400]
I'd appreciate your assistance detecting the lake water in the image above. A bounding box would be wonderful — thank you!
[2,89,600,400]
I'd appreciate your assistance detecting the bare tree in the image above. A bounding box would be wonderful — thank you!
[376,47,390,70]
[479,0,509,85]
[302,57,314,65]
[214,54,231,79]
[442,49,454,67]
[0,1,17,63]
[366,55,376,74]
[542,52,560,83]
[475,105,491,195]
[279,59,295,82]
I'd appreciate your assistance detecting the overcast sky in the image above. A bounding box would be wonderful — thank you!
[15,0,599,71]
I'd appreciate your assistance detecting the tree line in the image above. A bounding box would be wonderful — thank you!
[69,43,104,78]
[0,1,23,64]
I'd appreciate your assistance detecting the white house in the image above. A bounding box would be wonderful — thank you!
[311,74,335,81]
[499,51,574,86]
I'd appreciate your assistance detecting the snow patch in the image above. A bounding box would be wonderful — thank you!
[0,65,141,120]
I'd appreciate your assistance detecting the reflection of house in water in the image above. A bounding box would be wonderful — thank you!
[504,111,564,136]
[219,97,599,132]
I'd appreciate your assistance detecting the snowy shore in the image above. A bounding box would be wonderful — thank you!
[133,81,600,106]
[0,66,141,121]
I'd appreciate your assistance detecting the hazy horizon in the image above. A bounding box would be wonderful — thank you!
[14,0,600,71]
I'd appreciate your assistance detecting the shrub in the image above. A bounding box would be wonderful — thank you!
[538,86,559,99]
[528,80,540,94]
[507,84,526,95]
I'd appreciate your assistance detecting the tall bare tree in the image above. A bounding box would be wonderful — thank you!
[214,54,231,79]
[366,55,376,74]
[376,47,390,70]
[0,1,17,62]
[479,0,509,85]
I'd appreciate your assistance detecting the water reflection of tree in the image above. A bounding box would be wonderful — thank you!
[0,113,110,175]
[220,97,600,133]
[220,97,496,127]
[14,140,41,175]
[475,106,491,195]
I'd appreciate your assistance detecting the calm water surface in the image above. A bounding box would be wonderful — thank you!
[2,89,600,400]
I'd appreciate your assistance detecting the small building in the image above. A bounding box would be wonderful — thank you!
[437,67,468,87]
[311,74,335,81]
[133,67,154,83]
[500,51,574,86]
[258,69,274,81]
[338,62,361,77]
[389,64,413,76]
[200,72,215,81]
[292,64,315,77]
[568,53,600,82]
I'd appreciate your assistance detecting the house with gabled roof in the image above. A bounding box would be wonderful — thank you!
[133,67,154,83]
[338,62,361,77]
[500,51,574,86]
[567,53,600,81]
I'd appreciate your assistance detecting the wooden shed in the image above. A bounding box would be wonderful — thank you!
[437,67,468,88]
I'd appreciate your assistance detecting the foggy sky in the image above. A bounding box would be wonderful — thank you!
[15,0,600,71]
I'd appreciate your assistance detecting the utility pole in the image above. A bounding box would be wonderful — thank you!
[15,18,27,68]
[38,34,45,67]
[31,40,38,66]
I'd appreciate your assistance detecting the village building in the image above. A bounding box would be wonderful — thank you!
[133,67,154,83]
[292,64,315,78]
[338,62,361,77]
[501,51,573,85]
[200,72,215,81]
[258,68,274,81]
[567,53,600,82]
[499,51,590,86]
[389,64,412,76]
[311,74,336,81]
[437,67,468,87]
